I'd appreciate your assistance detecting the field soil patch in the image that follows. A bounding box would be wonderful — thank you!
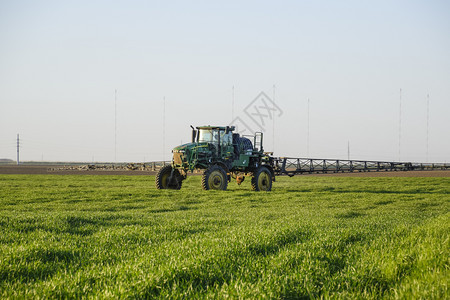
[1,164,448,177]
[0,165,157,175]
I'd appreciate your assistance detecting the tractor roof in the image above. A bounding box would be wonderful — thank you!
[196,125,235,131]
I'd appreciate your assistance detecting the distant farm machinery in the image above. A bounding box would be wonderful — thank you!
[156,125,449,191]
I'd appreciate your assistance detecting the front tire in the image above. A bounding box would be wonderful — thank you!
[155,165,183,190]
[202,165,228,190]
[251,166,272,191]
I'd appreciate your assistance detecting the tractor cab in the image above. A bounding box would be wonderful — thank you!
[195,126,234,157]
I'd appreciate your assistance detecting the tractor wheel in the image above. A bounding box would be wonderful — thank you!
[251,166,272,191]
[202,165,228,190]
[155,165,183,190]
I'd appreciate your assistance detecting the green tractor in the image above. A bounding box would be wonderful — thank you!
[155,125,275,191]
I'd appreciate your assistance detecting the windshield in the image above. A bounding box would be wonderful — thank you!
[198,129,219,143]
[198,128,232,147]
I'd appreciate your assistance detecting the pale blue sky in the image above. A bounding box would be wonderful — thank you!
[1,0,449,162]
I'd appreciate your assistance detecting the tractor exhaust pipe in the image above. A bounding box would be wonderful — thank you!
[190,125,197,143]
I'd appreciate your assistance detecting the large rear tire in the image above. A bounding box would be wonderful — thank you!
[251,166,272,191]
[238,137,253,152]
[202,165,228,190]
[155,165,183,190]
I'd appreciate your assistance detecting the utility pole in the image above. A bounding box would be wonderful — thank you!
[347,141,350,160]
[115,89,117,162]
[399,88,402,162]
[232,86,235,122]
[426,94,430,162]
[163,96,166,161]
[307,98,310,157]
[16,134,20,165]
[272,84,275,153]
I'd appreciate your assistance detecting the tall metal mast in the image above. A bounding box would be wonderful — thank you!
[272,84,276,153]
[16,134,20,165]
[426,93,430,162]
[115,89,117,162]
[163,96,166,161]
[307,98,310,157]
[232,86,235,122]
[398,88,402,161]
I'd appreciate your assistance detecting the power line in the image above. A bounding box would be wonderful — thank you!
[0,140,17,147]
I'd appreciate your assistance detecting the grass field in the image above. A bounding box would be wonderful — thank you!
[0,174,448,299]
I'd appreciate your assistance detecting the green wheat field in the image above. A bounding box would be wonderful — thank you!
[0,174,448,299]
